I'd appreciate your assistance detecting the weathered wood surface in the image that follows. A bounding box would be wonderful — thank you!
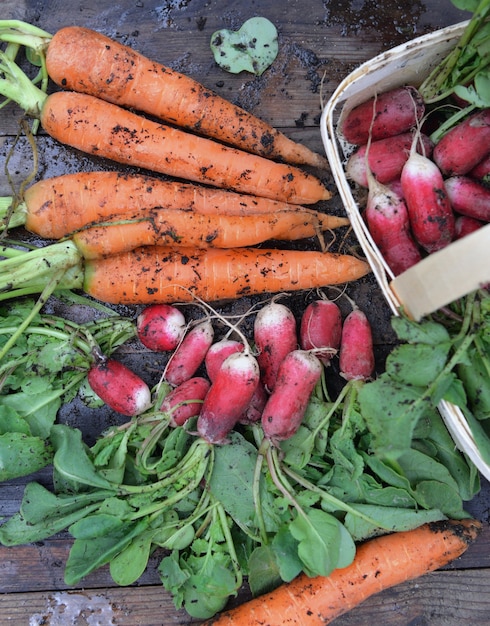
[1,0,489,624]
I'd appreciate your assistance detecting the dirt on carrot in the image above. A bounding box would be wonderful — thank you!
[82,246,371,304]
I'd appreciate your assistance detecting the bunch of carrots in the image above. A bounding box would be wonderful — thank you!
[0,20,370,313]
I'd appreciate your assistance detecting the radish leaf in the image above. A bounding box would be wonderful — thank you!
[210,17,278,76]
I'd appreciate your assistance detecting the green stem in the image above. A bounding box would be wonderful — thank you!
[216,500,243,589]
[0,268,66,360]
[252,443,269,544]
[118,439,211,495]
[0,49,48,117]
[0,197,26,232]
[429,104,478,143]
[281,464,397,529]
[0,240,84,301]
[0,20,52,52]
[419,0,490,102]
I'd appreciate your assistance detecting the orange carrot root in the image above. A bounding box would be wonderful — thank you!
[40,91,330,205]
[83,246,371,304]
[21,171,341,240]
[202,519,481,626]
[46,26,328,168]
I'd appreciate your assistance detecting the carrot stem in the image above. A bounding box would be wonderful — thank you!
[0,240,83,301]
[0,49,48,124]
[0,20,52,52]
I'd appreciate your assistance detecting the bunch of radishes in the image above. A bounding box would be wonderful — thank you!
[86,298,374,445]
[341,86,490,276]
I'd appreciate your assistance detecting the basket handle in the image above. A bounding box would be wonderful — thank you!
[390,222,490,321]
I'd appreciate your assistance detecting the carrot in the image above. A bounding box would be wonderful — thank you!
[83,246,371,305]
[39,25,327,168]
[0,56,331,205]
[4,172,335,240]
[69,208,349,260]
[0,241,370,306]
[202,519,481,626]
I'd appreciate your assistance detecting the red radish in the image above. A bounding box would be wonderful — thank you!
[346,132,433,187]
[433,108,490,176]
[299,299,342,365]
[401,139,455,253]
[197,352,260,444]
[164,319,214,386]
[205,338,244,382]
[161,377,211,427]
[239,380,268,424]
[339,309,375,381]
[261,350,322,441]
[136,303,186,352]
[87,358,151,416]
[469,153,490,183]
[254,301,298,391]
[340,86,425,145]
[444,175,490,222]
[365,178,422,275]
[455,215,484,239]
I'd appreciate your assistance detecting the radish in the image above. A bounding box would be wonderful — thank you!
[136,303,186,352]
[197,352,260,444]
[261,350,322,441]
[87,357,152,416]
[346,132,433,187]
[455,215,484,239]
[365,176,422,275]
[401,138,455,253]
[254,301,298,391]
[444,175,490,222]
[433,108,490,176]
[299,299,342,365]
[239,380,268,425]
[340,86,425,145]
[339,309,375,381]
[164,319,214,386]
[469,153,490,183]
[204,338,244,382]
[160,377,211,427]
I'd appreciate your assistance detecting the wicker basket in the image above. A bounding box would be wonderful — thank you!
[320,21,490,481]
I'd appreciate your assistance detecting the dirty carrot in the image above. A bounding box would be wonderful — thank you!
[0,55,331,205]
[69,208,348,260]
[83,246,371,305]
[0,240,370,305]
[1,172,340,239]
[202,519,481,626]
[16,22,326,168]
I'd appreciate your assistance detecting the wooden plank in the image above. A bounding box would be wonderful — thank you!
[0,569,489,626]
